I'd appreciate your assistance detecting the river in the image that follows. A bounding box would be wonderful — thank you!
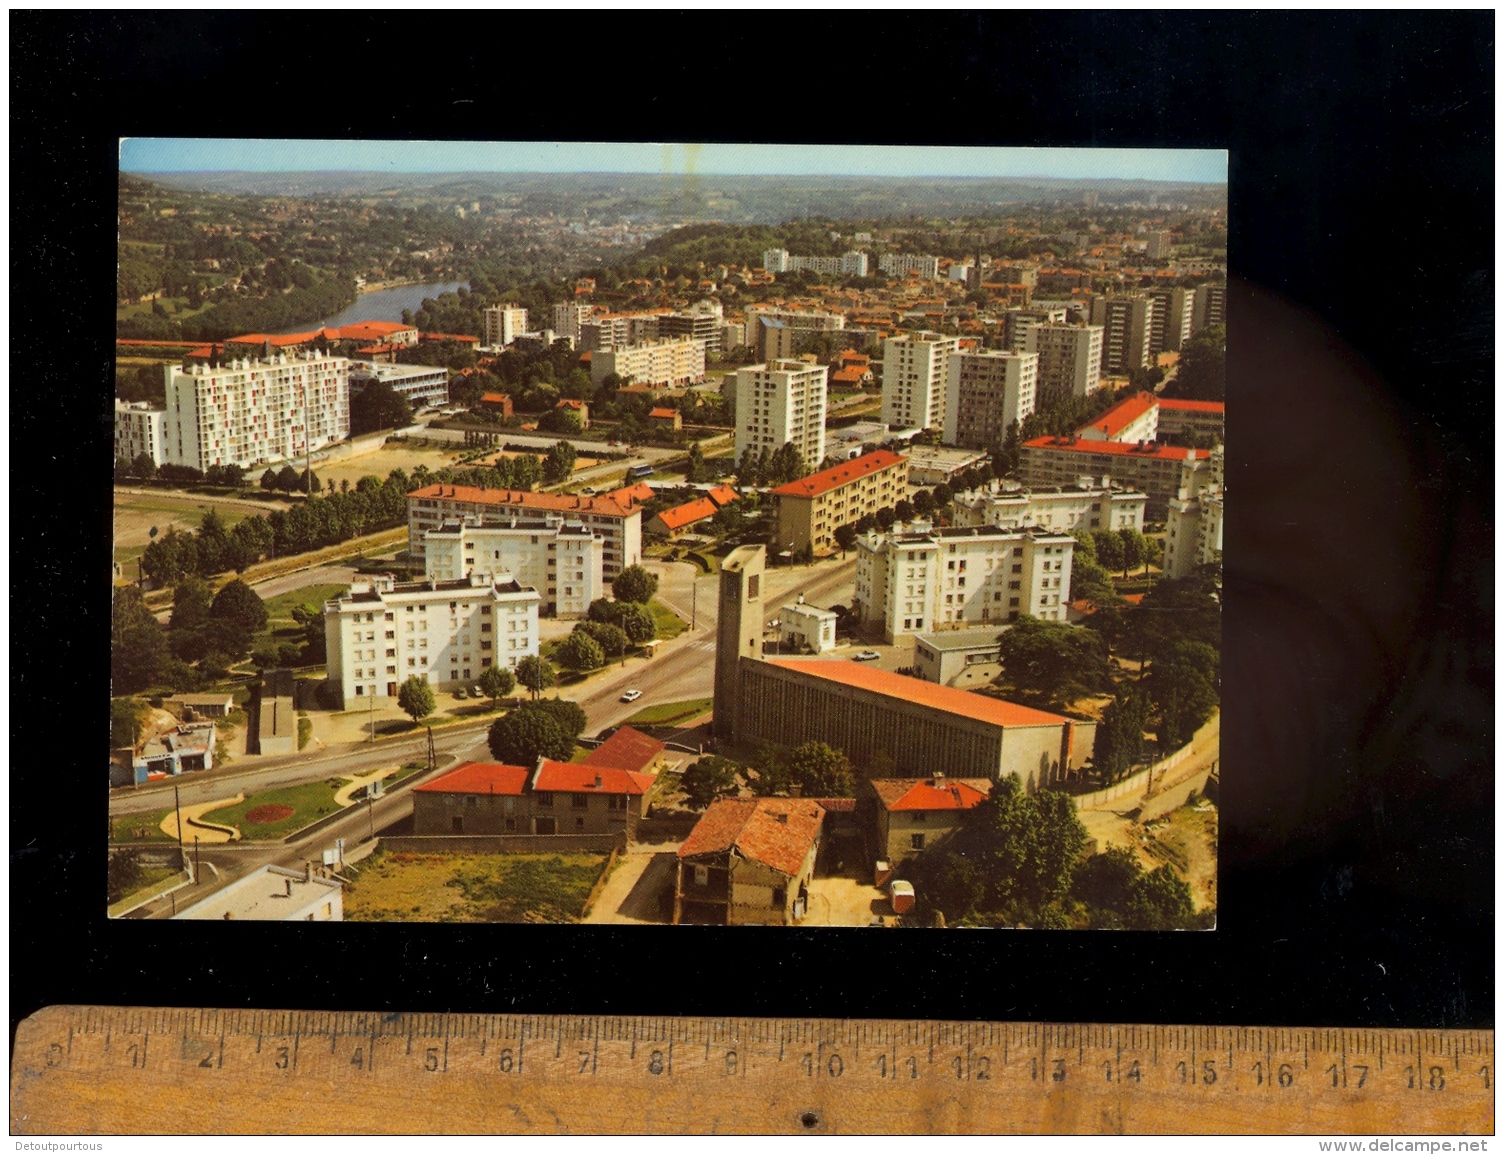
[272,280,469,334]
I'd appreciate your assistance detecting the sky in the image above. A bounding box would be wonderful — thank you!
[119,140,1226,184]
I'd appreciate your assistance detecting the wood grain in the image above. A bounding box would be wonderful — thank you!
[10,1007,1493,1135]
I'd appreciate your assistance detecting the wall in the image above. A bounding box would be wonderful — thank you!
[380,833,623,856]
[1072,714,1218,812]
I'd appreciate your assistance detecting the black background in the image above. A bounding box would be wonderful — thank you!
[11,13,1492,1037]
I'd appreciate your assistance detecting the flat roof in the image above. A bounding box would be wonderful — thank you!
[174,865,340,920]
[409,484,636,519]
[1023,436,1206,462]
[914,629,1006,652]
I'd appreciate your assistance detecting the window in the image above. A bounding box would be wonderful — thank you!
[693,865,709,887]
[747,574,759,598]
[911,833,926,850]
[772,887,786,907]
[575,816,585,829]
[537,793,553,808]
[572,793,589,810]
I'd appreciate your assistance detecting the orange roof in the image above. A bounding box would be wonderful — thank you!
[1156,399,1225,413]
[677,798,825,877]
[337,320,414,341]
[1079,392,1159,439]
[556,398,587,410]
[480,393,510,404]
[705,484,739,507]
[830,367,867,384]
[357,343,403,354]
[414,761,529,796]
[648,407,678,419]
[838,349,871,364]
[654,497,718,530]
[871,777,992,812]
[533,759,654,796]
[766,659,1070,729]
[409,483,634,518]
[1023,436,1205,462]
[421,332,480,343]
[770,449,908,499]
[581,726,665,775]
[603,482,654,507]
[1122,593,1146,606]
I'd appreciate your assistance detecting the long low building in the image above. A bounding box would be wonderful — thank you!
[349,362,450,410]
[734,657,1093,791]
[770,449,909,556]
[407,484,642,578]
[950,477,1147,534]
[424,515,604,619]
[1020,436,1212,520]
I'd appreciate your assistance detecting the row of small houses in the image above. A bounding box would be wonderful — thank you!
[410,724,993,927]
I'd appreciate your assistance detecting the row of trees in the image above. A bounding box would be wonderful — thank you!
[112,576,272,697]
[117,276,357,343]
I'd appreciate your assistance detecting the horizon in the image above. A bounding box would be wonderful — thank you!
[119,140,1227,185]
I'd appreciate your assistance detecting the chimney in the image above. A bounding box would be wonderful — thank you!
[774,811,789,823]
[933,771,946,786]
[594,774,602,788]
[789,784,803,799]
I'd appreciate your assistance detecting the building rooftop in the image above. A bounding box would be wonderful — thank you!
[765,658,1070,730]
[174,865,340,921]
[1077,391,1159,440]
[532,760,654,796]
[409,484,636,519]
[414,761,530,796]
[654,497,719,531]
[677,797,826,877]
[870,777,993,813]
[705,484,739,507]
[1156,398,1226,413]
[1023,436,1206,462]
[603,481,654,507]
[914,629,1006,652]
[581,727,665,776]
[770,450,908,499]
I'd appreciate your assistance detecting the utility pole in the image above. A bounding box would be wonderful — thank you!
[691,576,697,632]
[369,688,375,742]
[193,836,202,885]
[173,784,184,860]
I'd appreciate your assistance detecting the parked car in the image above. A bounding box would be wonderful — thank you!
[470,685,483,698]
[854,650,881,661]
[620,689,643,703]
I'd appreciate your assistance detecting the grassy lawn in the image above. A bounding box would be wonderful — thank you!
[113,490,264,570]
[342,850,607,923]
[111,809,176,843]
[624,697,713,727]
[648,599,687,640]
[201,780,344,841]
[254,583,349,650]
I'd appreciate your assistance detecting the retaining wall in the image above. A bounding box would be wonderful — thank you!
[380,833,624,856]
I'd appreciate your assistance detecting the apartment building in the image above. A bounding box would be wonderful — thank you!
[1089,295,1159,373]
[114,400,167,467]
[656,300,724,354]
[589,337,706,390]
[853,520,1075,640]
[578,312,665,352]
[1156,398,1225,443]
[1146,287,1194,354]
[770,449,909,555]
[1163,445,1224,578]
[881,330,963,431]
[406,484,642,578]
[744,308,846,362]
[951,477,1148,535]
[550,302,597,342]
[1077,391,1160,444]
[1191,282,1227,333]
[348,362,449,410]
[733,359,828,467]
[1145,229,1174,259]
[878,253,942,280]
[423,515,604,619]
[1025,324,1104,398]
[1020,436,1211,520]
[1000,306,1068,352]
[482,305,529,348]
[162,351,350,473]
[323,572,541,710]
[943,349,1038,449]
[761,249,869,277]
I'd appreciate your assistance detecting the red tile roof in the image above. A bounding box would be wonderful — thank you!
[648,407,678,419]
[414,761,530,796]
[870,777,992,812]
[1023,437,1206,462]
[1156,399,1225,413]
[557,399,587,410]
[677,798,826,876]
[480,393,510,404]
[409,483,636,518]
[654,497,718,531]
[581,727,665,775]
[705,484,739,507]
[533,759,654,796]
[770,449,908,499]
[603,482,654,507]
[830,367,868,384]
[766,659,1071,729]
[1078,392,1159,439]
[338,320,415,342]
[421,332,480,343]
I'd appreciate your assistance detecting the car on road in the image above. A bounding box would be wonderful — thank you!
[854,650,881,661]
[619,689,643,703]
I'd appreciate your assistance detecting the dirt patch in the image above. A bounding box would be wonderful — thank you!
[245,803,295,824]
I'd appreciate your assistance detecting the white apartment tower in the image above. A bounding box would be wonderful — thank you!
[1191,283,1227,333]
[762,248,790,273]
[162,351,350,473]
[1163,445,1225,579]
[1146,287,1194,354]
[550,302,596,342]
[1026,324,1105,399]
[423,516,604,620]
[882,331,963,431]
[854,521,1076,642]
[483,304,529,348]
[951,478,1148,535]
[114,400,167,467]
[734,359,828,467]
[878,253,942,280]
[1090,295,1159,374]
[943,350,1038,450]
[323,573,541,711]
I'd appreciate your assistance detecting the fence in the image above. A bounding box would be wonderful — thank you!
[1073,714,1220,812]
[380,833,624,856]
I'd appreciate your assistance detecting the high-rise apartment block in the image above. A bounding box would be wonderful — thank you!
[589,337,706,390]
[1000,306,1068,352]
[323,573,541,710]
[483,305,529,348]
[162,351,350,473]
[1191,283,1226,333]
[1090,295,1159,374]
[951,478,1148,535]
[550,302,596,342]
[881,331,963,431]
[423,515,605,619]
[942,350,1038,449]
[1025,324,1104,399]
[761,249,868,277]
[1146,287,1194,354]
[655,300,724,354]
[770,449,908,556]
[1163,445,1224,578]
[114,400,167,467]
[1020,436,1212,519]
[878,253,942,280]
[734,360,828,468]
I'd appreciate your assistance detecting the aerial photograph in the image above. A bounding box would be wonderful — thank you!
[108,140,1225,929]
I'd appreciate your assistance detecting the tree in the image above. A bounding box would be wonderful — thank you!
[478,664,516,709]
[681,756,739,808]
[1125,864,1197,930]
[611,564,659,605]
[209,579,267,654]
[1092,688,1150,784]
[487,705,572,765]
[131,452,157,480]
[787,741,855,797]
[1117,527,1146,578]
[894,498,915,522]
[275,464,302,493]
[349,378,412,435]
[1091,529,1125,574]
[574,619,628,659]
[514,654,556,699]
[543,439,577,484]
[874,506,897,531]
[111,697,148,752]
[685,442,706,482]
[112,585,170,693]
[168,576,214,659]
[107,849,145,905]
[833,523,858,557]
[1160,323,1225,402]
[997,616,1112,707]
[289,603,326,663]
[529,697,588,740]
[931,482,953,508]
[397,675,436,724]
[615,603,657,644]
[911,488,935,516]
[1069,847,1142,928]
[554,630,604,672]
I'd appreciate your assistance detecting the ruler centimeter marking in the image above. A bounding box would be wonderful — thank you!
[9,1006,1493,1135]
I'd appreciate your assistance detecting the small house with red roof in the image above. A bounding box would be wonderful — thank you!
[704,484,739,508]
[582,726,669,777]
[647,406,682,431]
[477,392,514,418]
[674,797,827,925]
[412,761,532,835]
[868,774,992,865]
[531,758,655,838]
[648,495,719,539]
[555,398,589,429]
